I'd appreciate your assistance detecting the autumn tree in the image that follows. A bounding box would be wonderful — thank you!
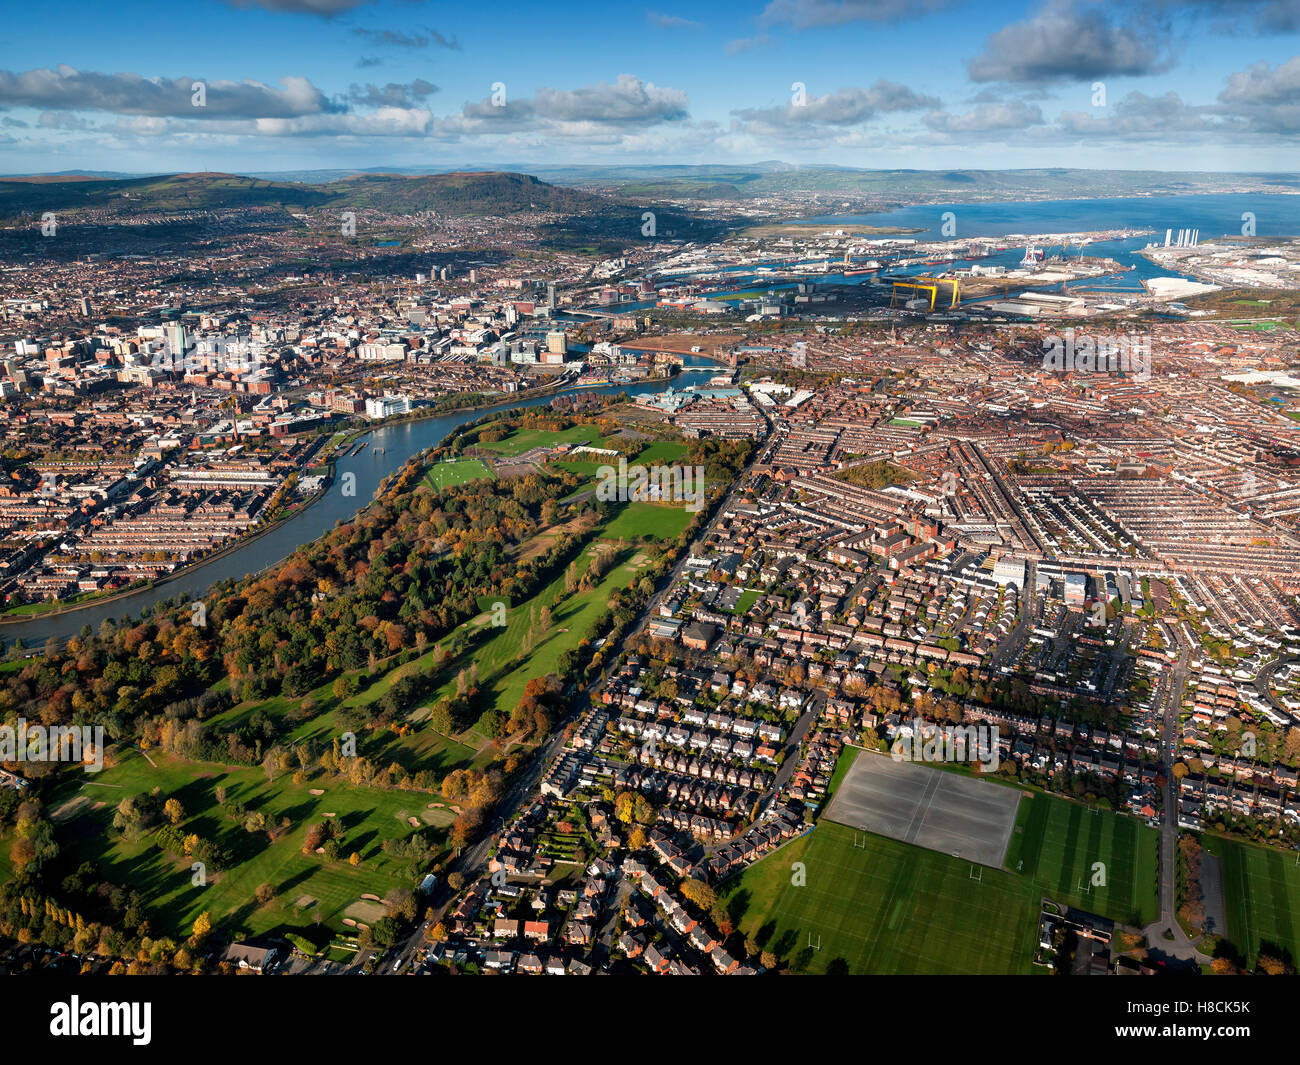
[680,878,716,912]
[190,911,212,945]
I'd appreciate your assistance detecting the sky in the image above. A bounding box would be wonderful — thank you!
[0,0,1298,174]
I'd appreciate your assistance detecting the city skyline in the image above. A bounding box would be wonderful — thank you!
[1,0,1298,174]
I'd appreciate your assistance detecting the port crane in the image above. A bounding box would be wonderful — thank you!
[889,276,961,310]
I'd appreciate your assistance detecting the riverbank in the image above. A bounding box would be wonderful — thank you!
[0,378,592,629]
[0,361,720,646]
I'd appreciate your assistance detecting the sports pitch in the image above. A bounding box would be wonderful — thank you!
[1204,834,1300,966]
[725,749,1161,972]
[424,458,495,489]
[721,820,1039,974]
[1004,789,1160,927]
[823,750,1022,867]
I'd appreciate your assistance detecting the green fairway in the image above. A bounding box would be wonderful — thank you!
[49,749,443,942]
[483,548,643,718]
[722,820,1039,974]
[1004,790,1160,927]
[203,656,488,778]
[600,501,694,541]
[398,541,647,740]
[1204,834,1300,966]
[424,458,495,490]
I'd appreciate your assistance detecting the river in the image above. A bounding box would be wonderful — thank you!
[5,357,725,647]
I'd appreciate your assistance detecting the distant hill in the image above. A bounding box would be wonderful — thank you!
[513,165,1300,201]
[321,171,611,215]
[0,170,617,221]
[5,166,1293,222]
[0,170,143,180]
[0,172,332,219]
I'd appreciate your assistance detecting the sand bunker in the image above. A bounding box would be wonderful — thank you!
[50,796,91,822]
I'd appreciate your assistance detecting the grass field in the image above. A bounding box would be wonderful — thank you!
[725,749,1159,972]
[1004,790,1160,927]
[722,820,1039,974]
[632,440,688,465]
[600,502,694,541]
[424,458,494,490]
[552,459,609,480]
[48,749,442,943]
[478,424,606,456]
[1204,834,1300,966]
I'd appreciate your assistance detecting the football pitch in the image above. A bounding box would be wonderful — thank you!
[424,458,495,489]
[1204,835,1300,966]
[725,749,1160,972]
[722,821,1040,974]
[1004,789,1160,927]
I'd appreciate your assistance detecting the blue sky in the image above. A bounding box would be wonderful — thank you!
[1,0,1298,173]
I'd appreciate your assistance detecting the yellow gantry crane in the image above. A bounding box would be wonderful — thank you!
[890,275,961,310]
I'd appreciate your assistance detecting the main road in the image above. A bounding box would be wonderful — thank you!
[1141,627,1207,967]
